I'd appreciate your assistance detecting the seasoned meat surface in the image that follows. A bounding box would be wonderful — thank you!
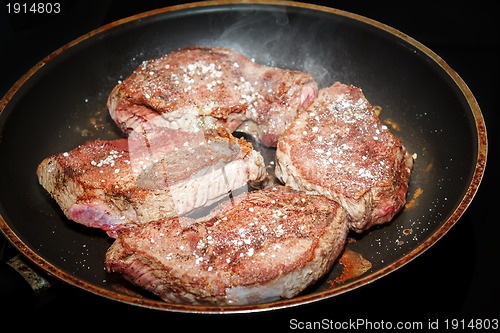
[36,44,415,306]
[37,128,267,238]
[108,46,318,147]
[275,82,414,232]
[105,186,348,305]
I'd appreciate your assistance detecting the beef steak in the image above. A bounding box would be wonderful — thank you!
[275,82,414,232]
[105,186,348,305]
[107,46,318,147]
[37,128,267,238]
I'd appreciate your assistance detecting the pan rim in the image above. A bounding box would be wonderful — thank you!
[0,0,488,314]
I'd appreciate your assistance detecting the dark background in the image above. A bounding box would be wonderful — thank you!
[0,0,497,329]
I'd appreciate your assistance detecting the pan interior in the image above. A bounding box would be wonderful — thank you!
[0,2,483,312]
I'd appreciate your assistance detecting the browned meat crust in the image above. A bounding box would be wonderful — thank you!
[276,82,414,232]
[37,128,267,238]
[108,46,318,147]
[105,186,348,305]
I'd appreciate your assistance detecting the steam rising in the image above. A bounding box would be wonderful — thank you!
[202,8,336,88]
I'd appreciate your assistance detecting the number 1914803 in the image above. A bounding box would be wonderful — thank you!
[6,2,61,14]
[444,318,499,330]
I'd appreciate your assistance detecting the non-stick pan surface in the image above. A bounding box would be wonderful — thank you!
[0,1,487,313]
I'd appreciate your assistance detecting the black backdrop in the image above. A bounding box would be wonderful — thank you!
[0,0,498,329]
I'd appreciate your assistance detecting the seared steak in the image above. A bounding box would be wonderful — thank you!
[107,46,318,147]
[105,186,348,305]
[275,82,414,233]
[36,42,415,306]
[37,128,267,238]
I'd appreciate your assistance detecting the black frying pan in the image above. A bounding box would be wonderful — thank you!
[0,1,487,314]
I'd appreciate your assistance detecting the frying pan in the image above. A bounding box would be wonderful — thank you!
[0,0,487,314]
